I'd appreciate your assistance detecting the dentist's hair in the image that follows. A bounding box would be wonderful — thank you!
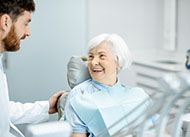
[87,33,133,72]
[0,0,35,21]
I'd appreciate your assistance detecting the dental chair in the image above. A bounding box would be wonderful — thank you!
[25,121,72,137]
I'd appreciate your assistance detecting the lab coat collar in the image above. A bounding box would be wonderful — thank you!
[0,52,3,60]
[0,53,4,72]
[10,123,25,137]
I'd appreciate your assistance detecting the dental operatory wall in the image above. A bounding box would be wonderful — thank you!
[177,0,190,52]
[5,0,190,103]
[88,0,164,51]
[88,0,190,53]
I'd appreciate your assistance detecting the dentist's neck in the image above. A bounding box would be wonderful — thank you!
[0,43,5,53]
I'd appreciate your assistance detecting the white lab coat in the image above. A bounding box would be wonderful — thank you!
[0,54,49,137]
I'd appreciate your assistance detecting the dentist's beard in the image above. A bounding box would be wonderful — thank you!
[3,25,20,52]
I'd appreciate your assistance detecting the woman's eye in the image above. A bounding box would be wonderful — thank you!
[100,54,105,59]
[88,55,93,60]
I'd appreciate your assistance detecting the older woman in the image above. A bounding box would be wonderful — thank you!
[64,34,152,137]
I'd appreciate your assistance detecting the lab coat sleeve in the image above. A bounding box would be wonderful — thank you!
[9,101,49,125]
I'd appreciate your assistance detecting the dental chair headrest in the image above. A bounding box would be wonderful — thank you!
[57,56,91,119]
[67,56,91,89]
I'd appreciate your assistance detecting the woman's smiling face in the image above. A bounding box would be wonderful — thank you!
[87,42,119,86]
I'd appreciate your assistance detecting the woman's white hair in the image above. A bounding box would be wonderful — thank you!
[87,33,133,71]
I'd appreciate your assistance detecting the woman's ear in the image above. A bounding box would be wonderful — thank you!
[115,56,120,72]
[116,62,120,72]
[0,14,12,31]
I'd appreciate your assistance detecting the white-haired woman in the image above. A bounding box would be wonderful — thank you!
[64,34,152,137]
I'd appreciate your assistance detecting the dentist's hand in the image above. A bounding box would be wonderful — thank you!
[48,91,64,114]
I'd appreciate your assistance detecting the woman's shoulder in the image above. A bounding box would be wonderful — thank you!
[123,84,149,97]
[122,84,144,91]
[123,85,152,105]
[68,79,93,97]
[72,79,93,90]
[129,87,145,92]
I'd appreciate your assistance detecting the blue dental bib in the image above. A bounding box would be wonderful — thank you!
[70,81,151,137]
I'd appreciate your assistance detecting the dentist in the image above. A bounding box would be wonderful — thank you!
[0,0,63,137]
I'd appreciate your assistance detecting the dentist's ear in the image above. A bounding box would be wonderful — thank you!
[0,14,12,31]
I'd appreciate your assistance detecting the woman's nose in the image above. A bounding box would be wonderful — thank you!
[92,57,99,66]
